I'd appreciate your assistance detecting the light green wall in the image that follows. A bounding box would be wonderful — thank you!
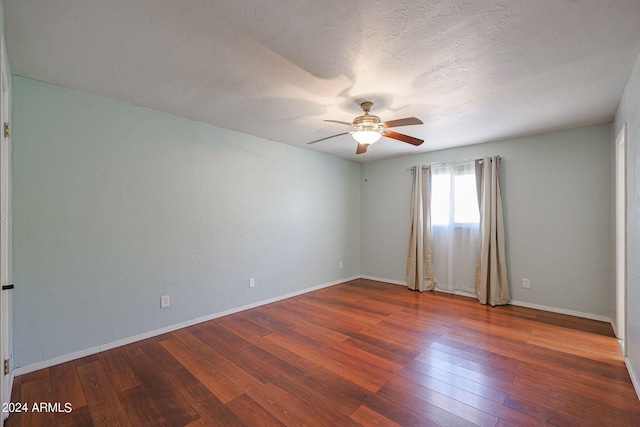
[11,76,361,368]
[614,51,640,389]
[360,124,613,317]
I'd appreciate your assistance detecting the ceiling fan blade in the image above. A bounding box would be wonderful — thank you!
[383,130,424,146]
[324,120,353,126]
[307,132,351,144]
[382,117,423,128]
[356,143,368,154]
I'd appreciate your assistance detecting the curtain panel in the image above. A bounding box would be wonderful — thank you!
[475,156,510,305]
[406,166,435,292]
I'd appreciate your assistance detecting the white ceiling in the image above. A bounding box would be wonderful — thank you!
[4,0,640,162]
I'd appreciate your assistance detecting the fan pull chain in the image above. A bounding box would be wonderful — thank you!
[364,151,369,182]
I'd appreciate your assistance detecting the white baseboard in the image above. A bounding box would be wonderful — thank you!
[14,276,359,377]
[359,275,407,286]
[509,300,613,324]
[625,357,640,401]
[611,320,620,338]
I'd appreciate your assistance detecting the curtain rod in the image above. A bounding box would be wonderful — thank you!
[407,155,501,171]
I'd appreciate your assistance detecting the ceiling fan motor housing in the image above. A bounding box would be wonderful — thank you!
[353,102,383,132]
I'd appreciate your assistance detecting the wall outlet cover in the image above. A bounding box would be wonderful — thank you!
[160,295,170,308]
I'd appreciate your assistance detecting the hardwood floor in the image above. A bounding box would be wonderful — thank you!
[6,279,640,426]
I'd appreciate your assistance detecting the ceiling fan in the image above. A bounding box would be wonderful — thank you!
[308,101,424,154]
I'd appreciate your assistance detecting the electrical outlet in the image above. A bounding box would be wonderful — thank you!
[249,277,255,288]
[522,278,530,289]
[339,261,343,269]
[160,295,170,308]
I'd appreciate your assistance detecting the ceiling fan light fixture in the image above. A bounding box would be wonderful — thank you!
[307,101,424,153]
[352,130,382,145]
[352,112,383,145]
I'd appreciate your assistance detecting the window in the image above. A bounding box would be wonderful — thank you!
[431,163,479,226]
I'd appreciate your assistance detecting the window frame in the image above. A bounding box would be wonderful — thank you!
[430,163,479,228]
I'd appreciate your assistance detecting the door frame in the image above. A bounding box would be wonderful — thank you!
[615,123,627,355]
[0,35,11,421]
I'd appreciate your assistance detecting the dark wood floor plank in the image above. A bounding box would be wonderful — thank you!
[267,299,371,335]
[160,337,244,403]
[387,371,547,427]
[176,327,329,426]
[411,353,516,387]
[295,297,383,326]
[9,279,640,426]
[117,385,170,427]
[137,338,185,373]
[50,362,90,426]
[257,303,352,342]
[121,346,199,426]
[218,314,335,362]
[441,325,535,365]
[260,311,405,378]
[513,373,640,426]
[361,320,439,352]
[341,334,414,369]
[298,323,404,373]
[196,321,307,385]
[349,330,420,360]
[265,331,385,392]
[55,406,94,427]
[234,307,294,333]
[50,362,88,410]
[503,395,598,427]
[18,370,55,427]
[349,404,403,427]
[227,394,285,427]
[379,380,499,427]
[428,339,521,372]
[19,367,49,385]
[260,321,403,386]
[73,354,99,368]
[264,380,361,426]
[76,361,131,427]
[515,360,638,403]
[304,293,395,319]
[98,347,140,393]
[218,314,273,337]
[497,305,616,337]
[527,324,624,365]
[521,342,629,381]
[146,360,245,427]
[217,315,374,417]
[398,364,509,405]
[364,389,459,426]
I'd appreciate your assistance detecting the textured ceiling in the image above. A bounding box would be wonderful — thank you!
[4,0,640,162]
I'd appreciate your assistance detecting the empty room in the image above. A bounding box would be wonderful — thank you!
[0,0,639,426]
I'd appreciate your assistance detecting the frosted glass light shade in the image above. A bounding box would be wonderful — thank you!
[352,130,382,145]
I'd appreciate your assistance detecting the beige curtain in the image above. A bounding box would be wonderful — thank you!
[407,166,435,292]
[475,157,510,305]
